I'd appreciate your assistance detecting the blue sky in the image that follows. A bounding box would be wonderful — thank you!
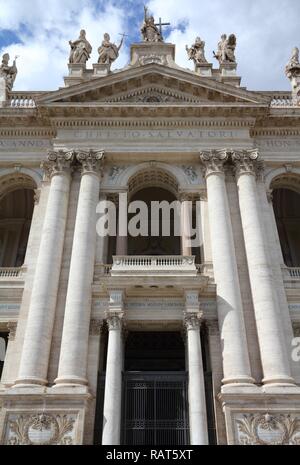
[0,0,299,91]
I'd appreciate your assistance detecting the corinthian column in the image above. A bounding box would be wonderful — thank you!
[16,150,74,386]
[200,150,253,385]
[55,150,104,387]
[102,307,124,445]
[184,309,209,445]
[233,150,294,385]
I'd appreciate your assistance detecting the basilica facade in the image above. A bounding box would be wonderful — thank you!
[0,18,300,446]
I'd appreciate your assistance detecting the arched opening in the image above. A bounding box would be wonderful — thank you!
[128,186,181,256]
[0,188,35,267]
[272,187,300,267]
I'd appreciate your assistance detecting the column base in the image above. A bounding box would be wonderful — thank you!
[13,377,48,388]
[54,376,88,387]
[262,375,296,386]
[222,376,256,385]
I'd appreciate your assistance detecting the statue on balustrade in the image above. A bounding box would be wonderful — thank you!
[0,54,18,91]
[98,33,123,68]
[141,6,163,42]
[186,37,208,65]
[214,34,237,64]
[69,30,92,65]
[286,47,300,105]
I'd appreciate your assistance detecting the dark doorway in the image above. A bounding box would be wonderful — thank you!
[0,333,8,381]
[123,331,188,445]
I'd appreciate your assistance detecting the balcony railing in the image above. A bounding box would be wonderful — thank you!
[283,267,300,279]
[0,267,26,279]
[110,256,198,276]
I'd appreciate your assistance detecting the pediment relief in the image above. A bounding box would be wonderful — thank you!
[98,86,206,104]
[37,65,270,107]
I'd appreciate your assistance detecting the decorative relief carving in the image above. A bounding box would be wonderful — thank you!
[42,150,75,179]
[182,166,199,184]
[200,149,229,177]
[108,166,127,182]
[89,319,103,336]
[5,413,76,445]
[235,413,300,445]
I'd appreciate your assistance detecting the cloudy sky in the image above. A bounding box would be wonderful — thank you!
[0,0,298,91]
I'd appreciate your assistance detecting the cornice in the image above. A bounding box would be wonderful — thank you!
[52,117,256,129]
[251,127,300,137]
[0,127,56,138]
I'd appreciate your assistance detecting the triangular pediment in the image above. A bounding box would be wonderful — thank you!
[37,63,270,108]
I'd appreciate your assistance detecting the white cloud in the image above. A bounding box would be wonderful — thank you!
[0,0,299,91]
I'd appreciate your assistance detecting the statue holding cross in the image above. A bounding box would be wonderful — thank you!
[141,6,170,43]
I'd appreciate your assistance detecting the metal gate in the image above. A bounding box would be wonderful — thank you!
[122,372,190,445]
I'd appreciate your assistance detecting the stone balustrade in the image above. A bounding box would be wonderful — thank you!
[8,92,44,108]
[0,267,25,279]
[111,255,197,276]
[282,266,300,280]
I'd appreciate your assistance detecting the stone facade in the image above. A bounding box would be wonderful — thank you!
[0,27,300,446]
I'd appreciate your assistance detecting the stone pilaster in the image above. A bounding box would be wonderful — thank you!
[15,150,74,387]
[200,150,254,386]
[233,150,294,385]
[55,150,104,387]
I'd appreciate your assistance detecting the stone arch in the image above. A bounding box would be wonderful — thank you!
[118,162,188,197]
[265,167,300,192]
[268,170,300,267]
[0,168,41,202]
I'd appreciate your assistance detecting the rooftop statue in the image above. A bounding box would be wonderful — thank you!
[0,53,18,91]
[186,37,208,65]
[286,47,300,105]
[286,46,300,78]
[98,33,123,68]
[69,30,92,65]
[141,6,163,42]
[214,34,237,64]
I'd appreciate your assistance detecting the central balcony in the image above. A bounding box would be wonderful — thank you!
[95,256,199,278]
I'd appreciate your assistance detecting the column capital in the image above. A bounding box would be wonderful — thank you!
[184,313,203,331]
[42,150,75,179]
[77,150,105,177]
[232,149,263,178]
[200,149,230,178]
[106,313,124,331]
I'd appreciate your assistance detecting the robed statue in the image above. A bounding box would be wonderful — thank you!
[186,37,207,65]
[0,53,18,90]
[141,6,163,42]
[69,30,92,64]
[214,34,237,64]
[98,33,123,68]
